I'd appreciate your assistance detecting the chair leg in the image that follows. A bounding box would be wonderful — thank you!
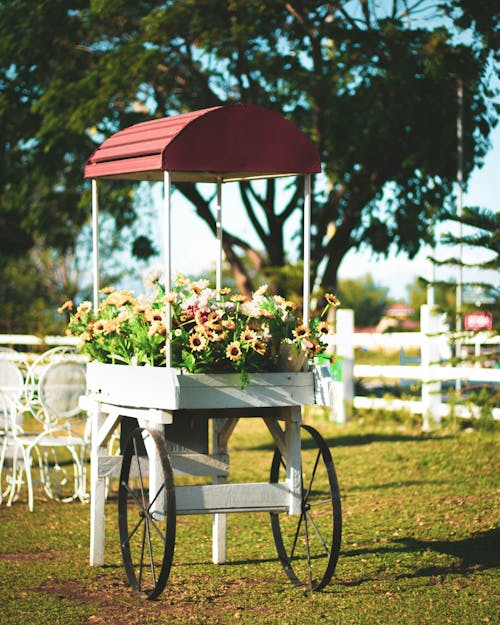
[0,438,7,504]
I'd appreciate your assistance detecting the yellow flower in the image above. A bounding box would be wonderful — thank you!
[222,318,236,330]
[104,319,121,334]
[93,320,107,334]
[148,320,167,337]
[175,272,190,286]
[325,293,340,307]
[161,292,177,304]
[99,286,115,294]
[103,290,136,307]
[230,294,246,302]
[252,340,267,356]
[144,268,162,289]
[317,322,330,335]
[195,309,222,330]
[303,338,321,355]
[241,328,257,344]
[189,333,207,352]
[293,325,310,340]
[145,308,165,323]
[226,341,242,362]
[208,330,227,343]
[57,300,73,313]
[253,284,269,297]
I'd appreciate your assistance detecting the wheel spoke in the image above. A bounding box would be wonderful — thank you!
[289,510,305,560]
[133,437,148,509]
[118,426,176,599]
[304,449,321,501]
[145,517,157,587]
[270,425,341,591]
[122,514,145,548]
[139,519,147,589]
[305,510,331,557]
[122,480,145,509]
[303,506,314,589]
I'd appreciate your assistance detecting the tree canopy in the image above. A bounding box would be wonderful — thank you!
[1,1,498,311]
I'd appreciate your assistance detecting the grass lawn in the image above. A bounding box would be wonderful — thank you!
[0,412,498,625]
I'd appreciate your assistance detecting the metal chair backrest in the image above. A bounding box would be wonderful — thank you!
[38,360,87,421]
[0,359,24,403]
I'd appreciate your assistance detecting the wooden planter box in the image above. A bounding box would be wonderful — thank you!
[86,362,316,410]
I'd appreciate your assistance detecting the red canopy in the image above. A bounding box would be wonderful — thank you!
[84,104,321,182]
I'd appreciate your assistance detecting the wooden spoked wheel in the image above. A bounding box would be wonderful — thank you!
[118,427,176,599]
[270,424,342,591]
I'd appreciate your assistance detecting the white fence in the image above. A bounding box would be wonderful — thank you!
[2,308,499,430]
[333,306,500,429]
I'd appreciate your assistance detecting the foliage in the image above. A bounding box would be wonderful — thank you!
[61,272,339,384]
[0,416,498,625]
[1,0,498,301]
[0,246,77,335]
[337,274,391,328]
[425,205,500,337]
[405,276,456,320]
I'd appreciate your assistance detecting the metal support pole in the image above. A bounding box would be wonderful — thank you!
[163,171,172,368]
[303,175,311,327]
[91,179,100,313]
[216,178,223,294]
[456,80,464,390]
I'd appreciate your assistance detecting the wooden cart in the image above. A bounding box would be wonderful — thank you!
[83,104,342,598]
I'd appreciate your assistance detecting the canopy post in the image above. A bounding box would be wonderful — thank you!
[216,178,223,294]
[303,175,311,327]
[163,171,172,368]
[91,179,100,313]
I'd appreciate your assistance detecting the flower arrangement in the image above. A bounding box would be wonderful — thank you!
[60,272,340,385]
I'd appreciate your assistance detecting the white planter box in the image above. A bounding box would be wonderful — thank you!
[86,362,315,410]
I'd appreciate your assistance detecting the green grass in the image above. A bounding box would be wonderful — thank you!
[0,413,498,625]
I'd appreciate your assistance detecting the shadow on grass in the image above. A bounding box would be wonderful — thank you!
[345,479,445,492]
[395,529,500,570]
[338,528,500,587]
[248,432,450,453]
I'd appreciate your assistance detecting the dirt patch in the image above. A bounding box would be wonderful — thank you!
[35,574,275,625]
[0,550,65,562]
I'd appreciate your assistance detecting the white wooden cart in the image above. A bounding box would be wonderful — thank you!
[83,104,342,599]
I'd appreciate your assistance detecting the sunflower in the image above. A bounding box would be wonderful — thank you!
[226,341,242,362]
[93,320,107,334]
[145,308,165,323]
[240,328,257,344]
[57,300,74,313]
[252,340,267,356]
[304,338,321,356]
[292,325,310,340]
[317,321,330,335]
[148,320,167,337]
[325,293,340,307]
[189,333,208,352]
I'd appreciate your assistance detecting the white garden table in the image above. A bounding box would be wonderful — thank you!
[83,104,342,598]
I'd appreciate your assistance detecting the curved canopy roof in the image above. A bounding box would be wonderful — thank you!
[84,104,321,182]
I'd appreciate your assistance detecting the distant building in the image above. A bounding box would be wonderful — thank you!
[375,302,419,333]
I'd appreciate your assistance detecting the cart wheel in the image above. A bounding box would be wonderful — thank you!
[118,427,176,599]
[270,424,342,591]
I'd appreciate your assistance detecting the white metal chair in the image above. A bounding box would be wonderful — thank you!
[0,350,29,504]
[1,355,89,511]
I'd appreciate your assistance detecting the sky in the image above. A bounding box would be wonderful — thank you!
[146,121,499,303]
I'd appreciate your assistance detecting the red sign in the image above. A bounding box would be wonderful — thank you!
[464,312,493,331]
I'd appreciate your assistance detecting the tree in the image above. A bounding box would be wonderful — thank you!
[337,274,391,328]
[1,1,498,306]
[427,205,500,333]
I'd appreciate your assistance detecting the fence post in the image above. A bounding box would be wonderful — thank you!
[420,304,443,430]
[332,308,354,423]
